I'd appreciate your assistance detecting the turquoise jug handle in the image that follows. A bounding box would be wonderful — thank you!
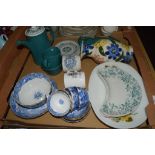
[48,30,57,45]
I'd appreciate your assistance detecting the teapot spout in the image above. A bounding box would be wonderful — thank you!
[16,40,31,49]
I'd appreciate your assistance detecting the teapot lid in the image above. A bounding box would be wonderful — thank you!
[25,26,45,37]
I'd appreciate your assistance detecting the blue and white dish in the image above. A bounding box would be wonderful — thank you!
[13,73,53,108]
[55,40,80,56]
[9,80,57,119]
[65,87,79,111]
[63,103,90,122]
[76,87,89,110]
[47,90,72,117]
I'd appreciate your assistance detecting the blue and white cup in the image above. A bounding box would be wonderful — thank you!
[64,71,85,88]
[62,55,81,72]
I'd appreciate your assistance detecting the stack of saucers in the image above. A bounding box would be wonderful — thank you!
[9,73,57,119]
[59,26,98,37]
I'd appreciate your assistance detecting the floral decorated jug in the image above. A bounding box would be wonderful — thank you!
[78,37,134,63]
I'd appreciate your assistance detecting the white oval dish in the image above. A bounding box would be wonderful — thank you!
[88,62,148,128]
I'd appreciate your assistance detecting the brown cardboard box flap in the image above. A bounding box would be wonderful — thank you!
[146,103,155,128]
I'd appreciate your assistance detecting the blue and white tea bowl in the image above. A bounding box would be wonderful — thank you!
[47,90,72,117]
[13,73,54,108]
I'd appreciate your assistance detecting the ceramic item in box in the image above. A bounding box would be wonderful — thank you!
[63,103,90,122]
[64,71,85,88]
[88,62,148,128]
[41,47,62,75]
[64,87,90,122]
[62,55,81,72]
[47,90,71,117]
[55,40,80,56]
[64,87,79,111]
[65,87,89,110]
[16,26,54,65]
[13,73,54,108]
[9,79,57,119]
[0,34,8,49]
[76,87,89,110]
[101,26,118,36]
[59,26,97,37]
[98,65,142,117]
[78,37,134,64]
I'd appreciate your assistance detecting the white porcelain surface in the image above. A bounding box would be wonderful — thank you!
[64,71,85,88]
[88,62,148,128]
[62,55,81,72]
[48,91,71,117]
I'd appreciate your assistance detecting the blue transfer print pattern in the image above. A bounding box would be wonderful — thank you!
[105,44,122,60]
[64,56,76,70]
[13,73,57,104]
[9,79,57,119]
[65,87,79,110]
[83,43,94,55]
[121,52,134,63]
[59,99,64,105]
[34,91,43,100]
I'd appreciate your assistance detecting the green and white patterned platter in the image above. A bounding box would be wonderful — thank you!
[88,62,148,128]
[97,65,142,117]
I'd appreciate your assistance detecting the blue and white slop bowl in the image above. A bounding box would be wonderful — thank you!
[13,73,54,108]
[9,76,58,119]
[47,90,72,117]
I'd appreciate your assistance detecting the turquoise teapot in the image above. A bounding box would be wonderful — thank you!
[16,26,54,65]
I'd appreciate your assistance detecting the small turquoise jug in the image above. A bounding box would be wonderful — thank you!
[16,26,54,65]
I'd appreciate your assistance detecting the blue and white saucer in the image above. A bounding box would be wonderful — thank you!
[9,80,58,119]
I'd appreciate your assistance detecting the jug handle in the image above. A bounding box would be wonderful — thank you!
[48,30,57,45]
